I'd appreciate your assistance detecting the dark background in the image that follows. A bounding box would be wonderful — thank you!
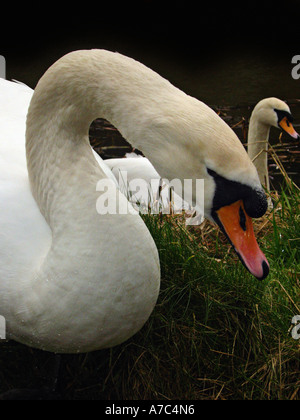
[2,1,300,88]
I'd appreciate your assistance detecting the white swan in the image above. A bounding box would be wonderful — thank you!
[0,49,269,354]
[248,97,299,190]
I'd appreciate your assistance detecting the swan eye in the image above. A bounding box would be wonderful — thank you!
[275,109,299,139]
[274,108,294,126]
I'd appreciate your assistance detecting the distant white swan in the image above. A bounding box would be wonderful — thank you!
[248,97,299,190]
[0,50,269,354]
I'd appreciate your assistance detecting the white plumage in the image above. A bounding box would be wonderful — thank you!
[0,50,266,353]
[248,97,299,190]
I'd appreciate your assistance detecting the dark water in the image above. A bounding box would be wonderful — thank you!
[7,47,300,107]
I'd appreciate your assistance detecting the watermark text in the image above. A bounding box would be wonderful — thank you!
[291,55,300,80]
[291,315,300,340]
[0,55,5,79]
[0,315,6,340]
[96,173,204,225]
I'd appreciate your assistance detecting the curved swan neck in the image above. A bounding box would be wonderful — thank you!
[25,49,197,223]
[247,111,270,189]
[26,50,186,210]
[26,49,259,224]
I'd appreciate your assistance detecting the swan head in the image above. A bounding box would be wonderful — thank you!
[204,167,269,281]
[251,97,299,139]
[148,101,270,280]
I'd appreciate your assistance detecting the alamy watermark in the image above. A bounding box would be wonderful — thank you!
[0,315,5,340]
[0,55,5,79]
[291,55,300,80]
[291,315,300,340]
[96,173,205,225]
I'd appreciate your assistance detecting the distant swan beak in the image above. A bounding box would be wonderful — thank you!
[215,200,269,280]
[279,117,299,139]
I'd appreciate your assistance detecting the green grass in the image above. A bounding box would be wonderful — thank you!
[0,182,299,400]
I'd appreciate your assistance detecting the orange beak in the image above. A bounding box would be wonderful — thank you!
[216,200,269,280]
[279,117,299,139]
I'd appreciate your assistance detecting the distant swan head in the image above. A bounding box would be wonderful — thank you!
[251,97,299,139]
